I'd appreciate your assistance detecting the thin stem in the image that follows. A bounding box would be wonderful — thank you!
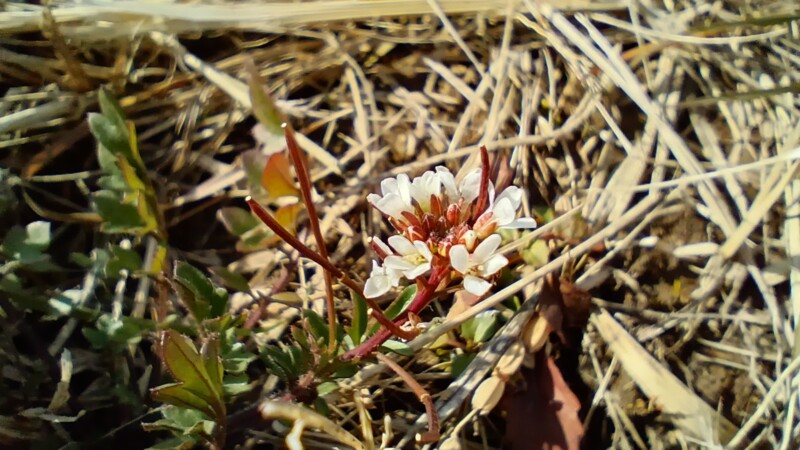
[246,197,416,341]
[283,124,337,351]
[376,353,440,444]
[341,267,447,360]
[473,145,491,221]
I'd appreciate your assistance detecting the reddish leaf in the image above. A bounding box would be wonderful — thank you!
[261,152,300,201]
[504,353,584,450]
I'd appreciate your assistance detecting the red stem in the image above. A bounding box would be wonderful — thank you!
[341,267,446,360]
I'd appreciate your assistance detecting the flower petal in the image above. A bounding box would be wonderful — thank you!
[473,234,502,264]
[504,217,537,229]
[459,169,482,204]
[388,235,416,256]
[491,198,517,227]
[372,236,393,256]
[493,186,522,209]
[464,275,492,296]
[449,244,470,274]
[404,262,431,279]
[364,262,391,298]
[481,254,508,277]
[436,166,458,199]
[413,240,433,261]
[384,255,415,272]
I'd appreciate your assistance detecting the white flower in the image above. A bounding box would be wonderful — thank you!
[435,167,492,204]
[449,234,509,296]
[364,261,403,298]
[474,186,537,237]
[409,171,441,211]
[384,236,433,280]
[367,174,414,219]
[489,186,537,229]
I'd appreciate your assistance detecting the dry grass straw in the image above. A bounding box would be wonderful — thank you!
[2,0,800,448]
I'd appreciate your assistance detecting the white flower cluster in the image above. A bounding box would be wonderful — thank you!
[363,166,536,299]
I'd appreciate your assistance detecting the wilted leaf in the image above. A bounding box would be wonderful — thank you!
[262,152,300,201]
[472,375,505,415]
[504,353,583,450]
[274,203,303,235]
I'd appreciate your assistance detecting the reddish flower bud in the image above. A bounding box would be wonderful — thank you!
[473,212,498,239]
[446,203,461,227]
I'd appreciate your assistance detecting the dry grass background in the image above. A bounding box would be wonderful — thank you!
[2,0,800,449]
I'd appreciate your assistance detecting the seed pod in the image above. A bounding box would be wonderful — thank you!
[494,340,525,380]
[472,375,505,415]
[522,313,551,354]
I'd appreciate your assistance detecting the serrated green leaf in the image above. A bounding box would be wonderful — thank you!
[349,292,367,346]
[222,344,255,374]
[150,384,216,420]
[303,309,330,343]
[200,335,224,394]
[159,330,223,417]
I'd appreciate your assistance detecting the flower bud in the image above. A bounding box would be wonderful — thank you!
[473,212,497,239]
[461,230,477,252]
[446,203,461,227]
[406,225,427,242]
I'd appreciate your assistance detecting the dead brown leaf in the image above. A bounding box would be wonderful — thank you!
[503,352,584,450]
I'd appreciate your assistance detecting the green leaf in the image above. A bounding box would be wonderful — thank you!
[88,113,131,159]
[150,384,216,419]
[93,190,147,233]
[106,244,143,278]
[380,340,414,357]
[303,309,330,343]
[2,221,52,265]
[222,344,255,374]
[158,330,224,418]
[222,373,252,397]
[200,335,224,394]
[461,311,499,343]
[209,267,250,293]
[385,284,417,320]
[450,352,477,378]
[368,284,417,335]
[349,292,368,346]
[217,207,261,236]
[98,88,129,133]
[317,381,338,396]
[248,68,285,134]
[174,262,228,321]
